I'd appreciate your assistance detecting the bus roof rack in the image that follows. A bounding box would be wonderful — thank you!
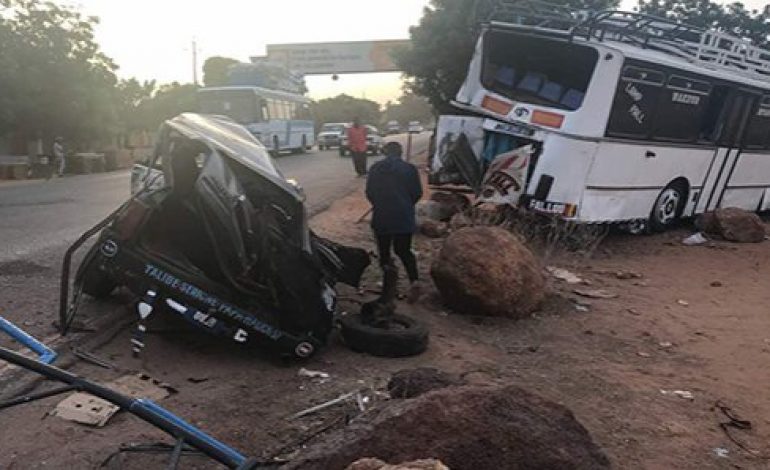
[484,0,770,80]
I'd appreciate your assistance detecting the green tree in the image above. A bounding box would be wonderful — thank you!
[136,82,199,131]
[383,93,435,127]
[312,94,382,132]
[203,56,241,87]
[115,78,157,132]
[0,0,119,144]
[637,0,770,46]
[393,0,618,113]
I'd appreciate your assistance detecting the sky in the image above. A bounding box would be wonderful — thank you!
[66,0,770,104]
[67,0,432,104]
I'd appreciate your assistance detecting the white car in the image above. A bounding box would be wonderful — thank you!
[317,122,347,150]
[408,121,424,133]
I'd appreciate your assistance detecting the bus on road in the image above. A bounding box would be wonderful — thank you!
[432,2,770,232]
[198,86,314,155]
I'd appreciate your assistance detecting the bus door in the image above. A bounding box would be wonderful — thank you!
[696,89,760,213]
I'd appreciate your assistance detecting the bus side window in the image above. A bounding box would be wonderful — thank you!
[651,75,711,143]
[743,96,770,149]
[257,99,268,122]
[698,85,731,142]
[606,65,665,139]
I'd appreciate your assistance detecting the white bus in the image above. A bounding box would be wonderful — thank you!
[198,86,314,155]
[433,4,770,231]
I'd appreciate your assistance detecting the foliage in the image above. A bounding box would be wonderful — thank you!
[139,82,199,129]
[0,0,119,143]
[636,0,770,46]
[383,93,435,127]
[203,56,241,87]
[393,0,619,113]
[312,94,382,132]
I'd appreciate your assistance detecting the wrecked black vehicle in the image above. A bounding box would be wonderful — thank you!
[60,113,369,359]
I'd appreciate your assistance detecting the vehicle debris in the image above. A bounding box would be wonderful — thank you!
[60,114,371,359]
[573,288,618,299]
[682,232,708,246]
[660,390,695,400]
[298,368,331,380]
[713,447,729,458]
[53,373,172,427]
[291,390,360,419]
[547,266,583,284]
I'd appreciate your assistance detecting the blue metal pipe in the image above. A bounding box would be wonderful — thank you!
[0,316,57,364]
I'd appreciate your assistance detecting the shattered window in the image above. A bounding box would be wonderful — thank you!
[481,30,598,111]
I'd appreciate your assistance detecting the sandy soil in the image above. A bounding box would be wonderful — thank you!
[2,164,770,469]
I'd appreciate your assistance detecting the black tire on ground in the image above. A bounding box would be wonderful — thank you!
[339,147,347,157]
[319,144,325,151]
[273,136,280,156]
[81,260,117,299]
[339,313,429,357]
[298,135,307,154]
[649,180,688,233]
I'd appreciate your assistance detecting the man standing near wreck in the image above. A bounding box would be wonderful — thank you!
[366,141,423,300]
[347,117,368,176]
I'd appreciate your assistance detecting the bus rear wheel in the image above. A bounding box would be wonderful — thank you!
[649,181,687,232]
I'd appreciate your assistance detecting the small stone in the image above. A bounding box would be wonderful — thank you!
[627,308,640,315]
[677,299,689,307]
[584,330,594,335]
[527,345,539,353]
[659,341,674,349]
[710,281,723,287]
[637,351,651,358]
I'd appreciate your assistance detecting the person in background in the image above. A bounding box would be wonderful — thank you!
[365,141,423,301]
[347,117,368,176]
[53,137,65,177]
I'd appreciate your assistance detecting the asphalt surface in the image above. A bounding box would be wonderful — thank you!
[0,133,429,265]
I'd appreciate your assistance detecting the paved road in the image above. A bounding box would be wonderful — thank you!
[0,132,429,264]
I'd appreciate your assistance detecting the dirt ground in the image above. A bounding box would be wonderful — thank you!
[2,163,770,469]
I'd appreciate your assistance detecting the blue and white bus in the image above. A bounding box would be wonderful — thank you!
[198,86,315,154]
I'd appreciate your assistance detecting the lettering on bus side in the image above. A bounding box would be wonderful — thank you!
[671,92,700,105]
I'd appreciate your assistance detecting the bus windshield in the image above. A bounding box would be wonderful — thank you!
[481,30,599,111]
[199,89,260,124]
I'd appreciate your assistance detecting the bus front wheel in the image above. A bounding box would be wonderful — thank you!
[649,180,688,232]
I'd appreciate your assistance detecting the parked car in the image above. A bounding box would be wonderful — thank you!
[69,113,370,359]
[316,122,347,150]
[386,120,401,135]
[339,125,383,156]
[408,121,424,134]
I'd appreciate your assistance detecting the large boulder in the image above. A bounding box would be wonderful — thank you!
[696,207,765,243]
[417,193,471,223]
[418,219,449,239]
[429,192,470,220]
[430,227,544,318]
[284,384,611,470]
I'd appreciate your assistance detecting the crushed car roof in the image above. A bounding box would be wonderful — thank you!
[165,113,302,200]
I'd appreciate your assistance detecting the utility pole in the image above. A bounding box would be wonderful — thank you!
[192,38,199,85]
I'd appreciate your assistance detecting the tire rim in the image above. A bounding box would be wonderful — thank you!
[655,188,681,225]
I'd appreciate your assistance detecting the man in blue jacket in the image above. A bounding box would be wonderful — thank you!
[366,142,423,297]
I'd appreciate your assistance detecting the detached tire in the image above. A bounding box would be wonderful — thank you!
[81,260,117,299]
[339,313,428,357]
